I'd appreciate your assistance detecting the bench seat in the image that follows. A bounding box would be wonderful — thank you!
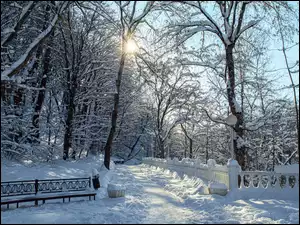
[1,177,97,209]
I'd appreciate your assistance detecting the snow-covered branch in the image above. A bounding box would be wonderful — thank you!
[1,1,37,47]
[1,1,70,80]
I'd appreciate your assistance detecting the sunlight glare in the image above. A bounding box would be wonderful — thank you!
[125,39,138,54]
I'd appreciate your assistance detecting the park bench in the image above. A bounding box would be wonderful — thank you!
[1,177,97,209]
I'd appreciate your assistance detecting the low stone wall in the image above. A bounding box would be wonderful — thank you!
[237,171,299,201]
[142,157,229,188]
[142,157,299,201]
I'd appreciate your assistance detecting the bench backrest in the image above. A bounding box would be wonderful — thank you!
[1,177,91,197]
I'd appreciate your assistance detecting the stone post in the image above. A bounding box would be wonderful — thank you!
[227,159,241,191]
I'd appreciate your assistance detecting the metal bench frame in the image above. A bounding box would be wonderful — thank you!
[1,177,96,209]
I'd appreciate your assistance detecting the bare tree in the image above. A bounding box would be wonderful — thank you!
[103,1,155,169]
[277,16,299,159]
[162,1,298,170]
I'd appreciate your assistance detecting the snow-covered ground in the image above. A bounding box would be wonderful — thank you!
[1,158,299,224]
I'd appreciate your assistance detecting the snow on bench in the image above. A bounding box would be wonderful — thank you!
[1,177,96,209]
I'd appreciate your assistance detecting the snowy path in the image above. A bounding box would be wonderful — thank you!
[1,164,197,224]
[1,161,299,224]
[113,165,196,224]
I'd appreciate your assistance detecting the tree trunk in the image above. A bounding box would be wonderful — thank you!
[31,48,51,141]
[63,91,75,159]
[47,91,52,146]
[62,8,84,160]
[159,139,165,158]
[225,44,246,171]
[189,138,193,159]
[63,66,78,159]
[103,52,126,169]
[180,124,193,159]
[184,135,187,158]
[205,127,209,164]
[272,124,276,171]
[280,30,299,160]
[1,1,37,48]
[31,3,53,142]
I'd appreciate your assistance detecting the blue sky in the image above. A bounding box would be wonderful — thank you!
[269,38,299,95]
[112,1,299,99]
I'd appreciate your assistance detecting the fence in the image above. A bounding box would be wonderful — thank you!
[142,157,229,187]
[237,171,299,200]
[1,177,91,197]
[142,157,299,201]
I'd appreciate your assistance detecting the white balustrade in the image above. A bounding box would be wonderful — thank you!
[142,157,299,200]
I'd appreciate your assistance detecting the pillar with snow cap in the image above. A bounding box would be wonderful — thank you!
[227,159,241,191]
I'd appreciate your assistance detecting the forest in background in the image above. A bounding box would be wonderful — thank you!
[1,1,299,171]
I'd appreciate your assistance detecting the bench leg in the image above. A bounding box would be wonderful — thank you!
[7,204,9,209]
[35,200,38,206]
[94,195,96,200]
[69,197,71,202]
[89,196,91,201]
[17,202,19,208]
[63,198,65,203]
[43,200,45,204]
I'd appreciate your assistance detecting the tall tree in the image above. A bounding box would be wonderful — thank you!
[163,1,298,170]
[103,1,155,169]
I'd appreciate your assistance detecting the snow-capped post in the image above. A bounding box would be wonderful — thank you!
[227,159,241,191]
[92,168,100,189]
[207,159,216,181]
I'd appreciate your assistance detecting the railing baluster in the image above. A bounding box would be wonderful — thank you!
[275,174,281,189]
[266,174,271,189]
[240,173,245,188]
[258,174,264,188]
[249,174,254,188]
[284,175,287,188]
[35,179,39,194]
[286,175,290,189]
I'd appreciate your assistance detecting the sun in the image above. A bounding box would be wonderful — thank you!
[125,39,138,54]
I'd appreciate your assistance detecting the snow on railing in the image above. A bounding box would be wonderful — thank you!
[142,157,229,188]
[142,157,299,200]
